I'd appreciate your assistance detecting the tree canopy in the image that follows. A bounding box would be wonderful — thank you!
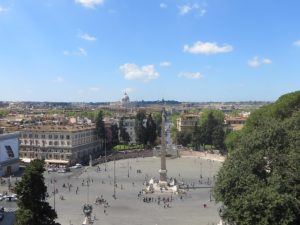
[134,110,146,145]
[214,91,300,225]
[95,111,106,140]
[15,159,60,225]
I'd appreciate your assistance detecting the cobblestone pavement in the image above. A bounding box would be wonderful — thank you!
[45,157,222,225]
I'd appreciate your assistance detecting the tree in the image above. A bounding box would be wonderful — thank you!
[15,159,60,225]
[152,112,162,138]
[95,111,106,151]
[214,90,300,225]
[212,125,225,151]
[192,122,204,151]
[134,110,146,145]
[145,113,157,147]
[95,111,106,140]
[119,117,130,145]
[176,131,192,147]
[110,124,119,147]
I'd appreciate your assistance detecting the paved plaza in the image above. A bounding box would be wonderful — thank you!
[45,156,222,225]
[0,155,223,225]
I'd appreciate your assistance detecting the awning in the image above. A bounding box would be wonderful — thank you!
[45,159,69,164]
[21,158,32,163]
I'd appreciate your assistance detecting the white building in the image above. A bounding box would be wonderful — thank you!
[0,132,20,176]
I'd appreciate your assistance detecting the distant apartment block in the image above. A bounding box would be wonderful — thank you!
[0,132,20,176]
[224,116,247,131]
[18,125,100,165]
[176,114,199,132]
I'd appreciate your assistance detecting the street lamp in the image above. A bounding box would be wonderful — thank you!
[127,160,130,178]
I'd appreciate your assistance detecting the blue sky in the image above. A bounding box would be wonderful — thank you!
[0,0,300,102]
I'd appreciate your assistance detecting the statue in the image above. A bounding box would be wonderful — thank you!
[82,204,93,225]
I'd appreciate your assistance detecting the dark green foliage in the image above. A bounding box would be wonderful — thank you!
[134,110,146,145]
[152,112,162,138]
[15,159,60,225]
[145,114,157,147]
[212,125,225,151]
[224,130,242,153]
[214,91,300,225]
[95,111,106,140]
[192,122,204,150]
[176,131,192,147]
[119,117,130,144]
[110,124,119,147]
[191,110,225,150]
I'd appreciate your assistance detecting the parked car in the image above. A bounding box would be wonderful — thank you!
[0,212,4,221]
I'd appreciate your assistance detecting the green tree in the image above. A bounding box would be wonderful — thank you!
[145,113,157,147]
[152,111,162,138]
[214,90,300,225]
[119,117,131,144]
[224,130,242,153]
[95,111,106,140]
[110,124,119,147]
[15,159,60,225]
[192,122,204,151]
[176,131,192,147]
[134,110,146,145]
[212,125,225,151]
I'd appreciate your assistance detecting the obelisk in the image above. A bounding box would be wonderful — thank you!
[159,108,167,186]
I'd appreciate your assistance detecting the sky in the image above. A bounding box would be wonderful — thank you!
[0,0,300,102]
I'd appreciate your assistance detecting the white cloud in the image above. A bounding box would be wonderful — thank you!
[160,3,167,9]
[120,63,160,81]
[293,40,300,47]
[248,56,272,68]
[89,87,100,92]
[178,3,206,16]
[75,0,105,8]
[184,41,233,55]
[63,47,87,57]
[53,77,64,84]
[79,33,97,42]
[0,6,9,13]
[179,5,192,15]
[160,61,171,67]
[178,72,204,79]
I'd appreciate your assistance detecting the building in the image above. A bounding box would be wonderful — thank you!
[176,114,199,132]
[0,132,20,176]
[122,118,136,144]
[18,125,101,166]
[224,116,247,131]
[121,92,130,106]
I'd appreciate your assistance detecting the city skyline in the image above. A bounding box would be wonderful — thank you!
[1,0,300,102]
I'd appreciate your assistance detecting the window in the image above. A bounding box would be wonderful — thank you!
[41,134,46,139]
[48,135,53,139]
[49,141,53,146]
[54,135,58,139]
[29,134,33,138]
[5,146,15,158]
[60,135,64,139]
[34,134,39,138]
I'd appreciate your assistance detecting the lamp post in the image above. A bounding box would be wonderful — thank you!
[112,158,116,199]
[104,139,107,172]
[127,160,129,178]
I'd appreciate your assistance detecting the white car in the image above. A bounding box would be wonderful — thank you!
[74,163,82,168]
